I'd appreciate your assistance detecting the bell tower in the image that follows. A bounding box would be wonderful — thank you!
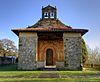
[42,5,57,19]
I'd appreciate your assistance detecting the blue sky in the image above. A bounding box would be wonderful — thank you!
[0,0,100,49]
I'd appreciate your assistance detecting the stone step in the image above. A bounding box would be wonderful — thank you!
[43,68,57,71]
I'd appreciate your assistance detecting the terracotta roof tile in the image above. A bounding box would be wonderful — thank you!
[12,17,88,36]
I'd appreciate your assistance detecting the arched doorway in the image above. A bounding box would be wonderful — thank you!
[46,49,53,66]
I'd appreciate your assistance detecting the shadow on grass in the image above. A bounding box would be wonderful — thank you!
[0,64,17,71]
[0,64,100,71]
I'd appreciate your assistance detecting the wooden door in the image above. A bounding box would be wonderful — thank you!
[46,49,53,66]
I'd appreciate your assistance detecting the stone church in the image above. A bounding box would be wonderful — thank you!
[12,5,88,70]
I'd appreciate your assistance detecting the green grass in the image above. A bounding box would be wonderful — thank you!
[0,64,100,82]
[0,78,100,82]
[57,71,99,76]
[84,68,100,71]
[0,71,42,77]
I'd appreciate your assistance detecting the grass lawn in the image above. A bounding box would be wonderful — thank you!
[0,64,100,82]
[0,78,100,82]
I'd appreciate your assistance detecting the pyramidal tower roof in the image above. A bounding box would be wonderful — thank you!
[12,5,88,36]
[28,5,71,29]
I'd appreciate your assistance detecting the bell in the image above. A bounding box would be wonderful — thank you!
[45,13,48,17]
[51,13,54,16]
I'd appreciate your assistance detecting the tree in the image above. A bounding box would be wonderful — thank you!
[0,39,17,56]
[82,39,88,64]
[0,40,4,56]
[86,47,100,65]
[0,40,3,50]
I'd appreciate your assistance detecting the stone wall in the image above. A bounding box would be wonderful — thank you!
[63,33,82,70]
[18,32,37,70]
[18,32,83,70]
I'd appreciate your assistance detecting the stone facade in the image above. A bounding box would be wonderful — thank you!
[17,32,83,70]
[12,5,88,70]
[18,32,37,70]
[63,33,82,70]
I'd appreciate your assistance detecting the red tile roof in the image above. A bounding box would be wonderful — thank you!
[12,27,88,36]
[12,18,88,36]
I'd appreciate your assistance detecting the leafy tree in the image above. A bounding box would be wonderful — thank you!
[82,39,88,64]
[0,39,17,56]
[0,40,4,56]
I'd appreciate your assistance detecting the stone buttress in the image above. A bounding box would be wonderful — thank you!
[63,33,82,70]
[18,32,38,70]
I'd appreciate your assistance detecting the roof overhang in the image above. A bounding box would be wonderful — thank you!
[12,28,88,36]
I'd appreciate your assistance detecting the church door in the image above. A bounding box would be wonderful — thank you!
[46,49,53,66]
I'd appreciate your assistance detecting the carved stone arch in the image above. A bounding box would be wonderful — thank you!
[38,39,64,64]
[40,43,58,58]
[44,46,57,66]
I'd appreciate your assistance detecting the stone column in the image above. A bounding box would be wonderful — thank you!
[63,33,82,70]
[18,32,38,70]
